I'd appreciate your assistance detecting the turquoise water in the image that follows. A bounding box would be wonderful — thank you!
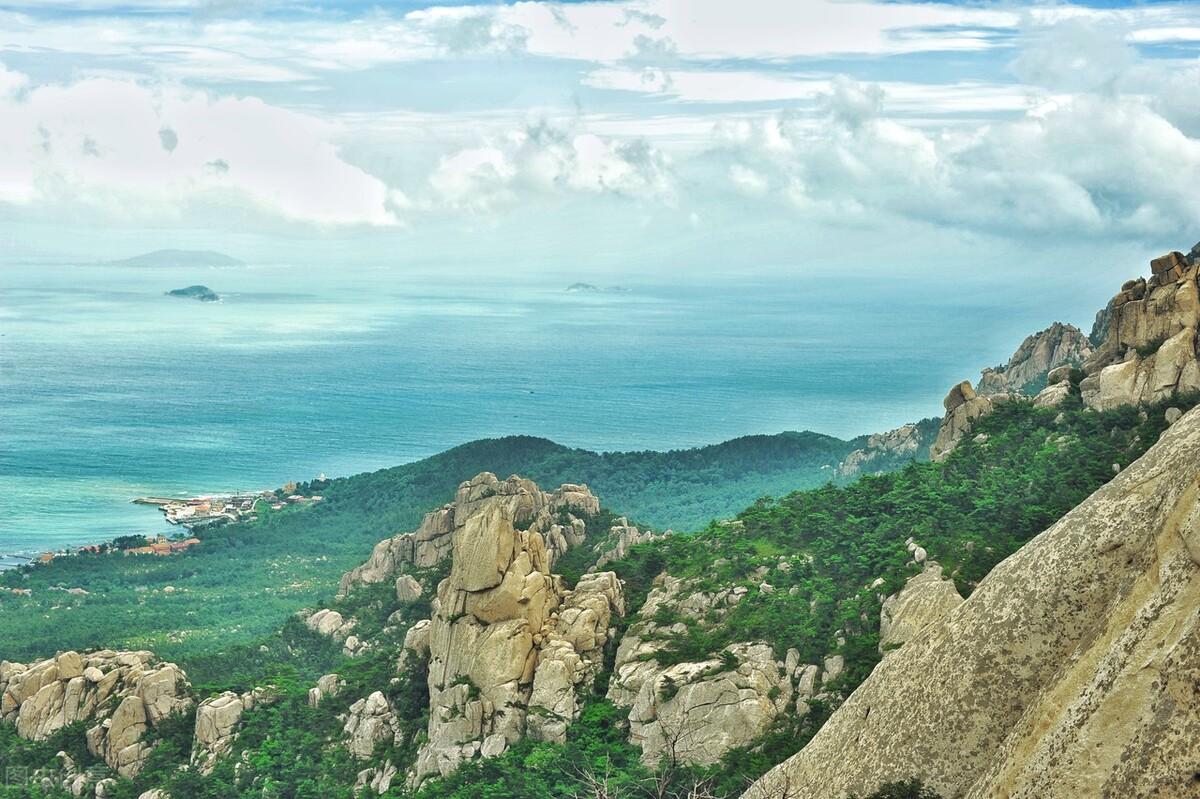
[0,260,1057,559]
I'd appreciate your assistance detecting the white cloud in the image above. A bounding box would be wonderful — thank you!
[0,67,398,225]
[717,80,1200,237]
[428,120,673,210]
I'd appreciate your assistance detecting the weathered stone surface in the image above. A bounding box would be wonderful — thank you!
[590,519,666,571]
[605,574,796,766]
[878,563,963,654]
[1,650,191,778]
[930,382,994,462]
[607,575,746,708]
[628,643,792,767]
[303,608,356,642]
[395,575,423,602]
[744,405,1200,799]
[1032,381,1071,408]
[338,473,600,597]
[192,691,244,774]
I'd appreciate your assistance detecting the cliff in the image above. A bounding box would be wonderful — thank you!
[1080,245,1200,410]
[743,404,1200,799]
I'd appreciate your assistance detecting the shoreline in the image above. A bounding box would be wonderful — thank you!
[1,487,323,573]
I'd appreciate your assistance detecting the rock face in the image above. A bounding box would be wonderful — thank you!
[338,473,599,597]
[836,420,939,479]
[744,405,1200,799]
[407,475,622,785]
[1080,247,1200,411]
[976,322,1092,396]
[1,650,191,778]
[929,381,995,462]
[878,563,963,654]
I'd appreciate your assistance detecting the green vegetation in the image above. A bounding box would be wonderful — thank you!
[0,432,857,667]
[4,391,1192,799]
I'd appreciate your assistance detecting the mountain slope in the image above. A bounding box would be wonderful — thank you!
[745,404,1200,799]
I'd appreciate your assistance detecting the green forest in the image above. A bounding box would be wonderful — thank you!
[0,431,857,665]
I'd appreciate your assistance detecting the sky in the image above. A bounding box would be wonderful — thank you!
[0,0,1198,289]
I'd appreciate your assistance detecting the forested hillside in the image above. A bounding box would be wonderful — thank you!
[0,431,855,664]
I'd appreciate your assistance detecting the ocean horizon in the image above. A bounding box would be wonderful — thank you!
[1,259,1078,559]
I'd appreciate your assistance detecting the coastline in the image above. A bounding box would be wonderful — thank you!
[0,487,320,573]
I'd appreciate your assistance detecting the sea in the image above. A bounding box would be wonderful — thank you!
[0,259,1085,564]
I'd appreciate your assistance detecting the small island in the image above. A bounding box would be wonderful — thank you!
[111,249,244,268]
[166,285,220,302]
[566,282,601,293]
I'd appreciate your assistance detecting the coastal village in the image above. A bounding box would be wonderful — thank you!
[5,483,326,588]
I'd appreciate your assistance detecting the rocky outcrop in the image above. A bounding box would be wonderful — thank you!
[344,691,398,760]
[605,575,804,765]
[976,322,1092,396]
[878,563,962,654]
[1080,245,1200,411]
[929,381,995,462]
[307,673,344,709]
[409,476,622,785]
[628,643,793,767]
[590,518,665,571]
[527,571,625,743]
[744,404,1200,799]
[301,608,366,657]
[836,420,938,479]
[1,650,191,778]
[338,473,599,597]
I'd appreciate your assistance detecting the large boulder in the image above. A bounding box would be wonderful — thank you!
[744,405,1200,799]
[344,691,398,760]
[192,692,245,774]
[930,381,995,461]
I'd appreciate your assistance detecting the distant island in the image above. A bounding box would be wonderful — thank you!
[109,249,244,268]
[166,285,220,302]
[566,283,632,293]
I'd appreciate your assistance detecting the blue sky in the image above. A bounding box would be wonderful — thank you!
[0,0,1197,283]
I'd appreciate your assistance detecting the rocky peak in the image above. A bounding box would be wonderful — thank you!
[327,473,623,786]
[338,472,599,597]
[976,322,1092,397]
